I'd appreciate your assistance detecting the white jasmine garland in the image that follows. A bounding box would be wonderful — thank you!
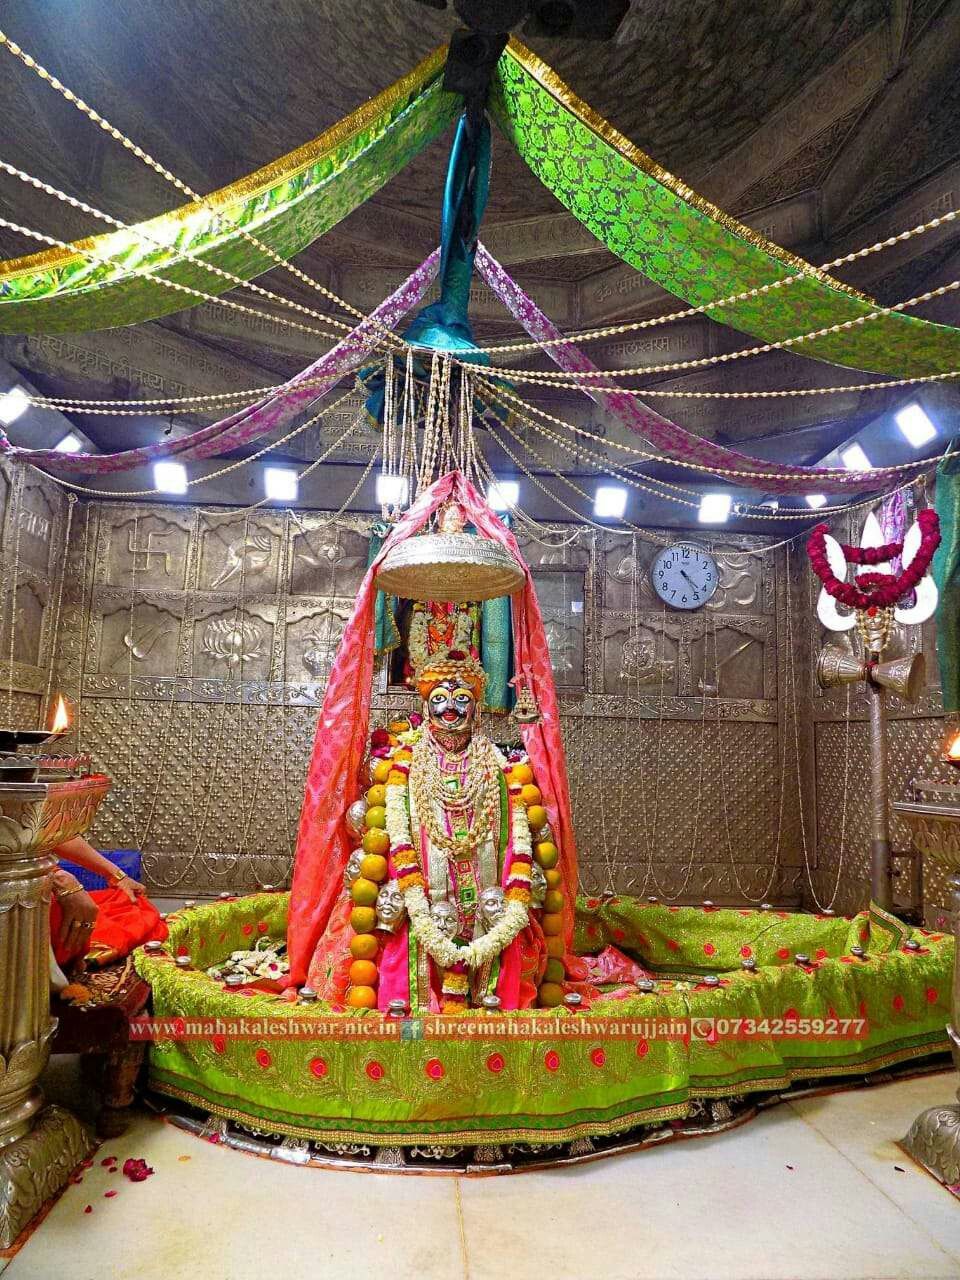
[384,780,411,851]
[405,884,528,971]
[384,763,530,971]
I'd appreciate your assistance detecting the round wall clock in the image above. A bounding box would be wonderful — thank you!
[650,543,719,610]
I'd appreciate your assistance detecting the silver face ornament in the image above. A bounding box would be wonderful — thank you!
[426,678,476,735]
[530,862,547,908]
[430,898,460,941]
[478,885,506,927]
[346,799,368,837]
[343,847,364,892]
[376,880,406,931]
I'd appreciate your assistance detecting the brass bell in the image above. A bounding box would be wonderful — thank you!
[815,645,925,704]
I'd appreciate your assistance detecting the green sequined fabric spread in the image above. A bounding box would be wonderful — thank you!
[491,42,960,378]
[136,893,951,1147]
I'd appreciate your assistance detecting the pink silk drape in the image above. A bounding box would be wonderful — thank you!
[286,470,579,986]
[1,252,439,474]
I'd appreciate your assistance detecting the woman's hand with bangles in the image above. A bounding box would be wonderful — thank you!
[51,871,98,957]
[114,874,146,903]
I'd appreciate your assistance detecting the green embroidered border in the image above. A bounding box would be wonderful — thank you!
[135,893,953,1146]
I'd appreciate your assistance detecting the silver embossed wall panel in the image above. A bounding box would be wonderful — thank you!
[0,458,71,729]
[37,497,803,900]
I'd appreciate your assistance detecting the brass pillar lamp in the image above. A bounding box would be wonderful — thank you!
[0,699,111,1247]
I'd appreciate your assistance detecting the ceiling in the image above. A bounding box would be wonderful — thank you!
[1,0,959,507]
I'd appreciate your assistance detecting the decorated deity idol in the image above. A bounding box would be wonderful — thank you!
[308,642,569,1012]
[286,471,581,1013]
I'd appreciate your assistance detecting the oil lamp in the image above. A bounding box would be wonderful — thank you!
[941,726,960,772]
[0,693,71,782]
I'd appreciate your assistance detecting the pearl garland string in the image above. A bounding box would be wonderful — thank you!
[0,159,397,349]
[0,214,349,348]
[0,30,409,352]
[8,22,960,409]
[467,273,960,385]
[5,25,957,380]
[477,375,940,486]
[477,378,943,522]
[21,383,364,499]
[474,209,960,356]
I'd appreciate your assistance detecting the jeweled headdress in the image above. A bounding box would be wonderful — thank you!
[414,647,487,702]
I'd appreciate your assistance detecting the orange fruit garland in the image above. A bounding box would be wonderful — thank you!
[538,982,563,1007]
[350,906,376,933]
[371,759,392,784]
[359,853,388,883]
[349,959,379,987]
[362,828,390,857]
[365,805,387,829]
[545,935,564,959]
[544,868,562,889]
[526,805,548,832]
[351,877,379,907]
[350,933,379,961]
[534,841,558,869]
[544,958,566,984]
[543,890,564,914]
[519,784,542,808]
[511,762,534,786]
[347,985,377,1009]
[366,784,386,807]
[541,912,564,936]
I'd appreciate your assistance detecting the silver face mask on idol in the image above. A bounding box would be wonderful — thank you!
[430,897,459,940]
[376,880,406,930]
[478,885,506,927]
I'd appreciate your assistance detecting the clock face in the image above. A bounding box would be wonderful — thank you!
[651,544,719,610]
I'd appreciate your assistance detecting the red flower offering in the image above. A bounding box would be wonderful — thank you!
[122,1158,154,1183]
[806,510,940,611]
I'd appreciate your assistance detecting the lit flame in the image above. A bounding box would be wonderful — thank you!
[50,695,69,734]
[946,731,960,762]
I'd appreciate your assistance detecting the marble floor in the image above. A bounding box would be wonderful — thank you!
[2,1064,958,1280]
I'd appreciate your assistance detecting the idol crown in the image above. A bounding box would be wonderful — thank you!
[414,647,487,701]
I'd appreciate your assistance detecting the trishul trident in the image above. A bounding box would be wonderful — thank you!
[815,511,938,910]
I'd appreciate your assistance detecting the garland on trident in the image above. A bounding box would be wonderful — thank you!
[807,508,941,611]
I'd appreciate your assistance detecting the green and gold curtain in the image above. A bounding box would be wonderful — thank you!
[491,39,960,378]
[0,48,459,333]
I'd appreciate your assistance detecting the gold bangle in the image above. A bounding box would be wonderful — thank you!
[55,883,84,898]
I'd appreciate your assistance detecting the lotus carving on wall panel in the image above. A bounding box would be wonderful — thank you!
[200,618,264,671]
